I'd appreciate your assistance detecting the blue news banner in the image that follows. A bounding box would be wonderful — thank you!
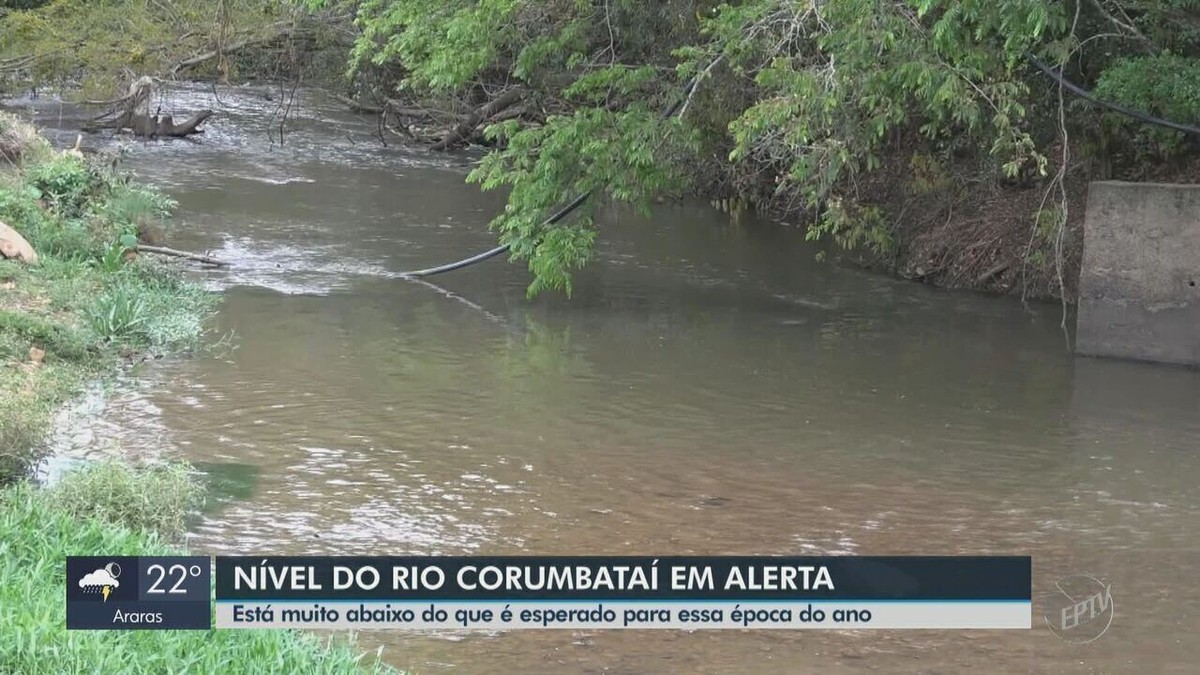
[213,556,1032,631]
[66,556,1031,631]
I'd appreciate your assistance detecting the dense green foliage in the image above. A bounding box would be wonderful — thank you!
[4,1,1199,295]
[303,0,1200,295]
[0,0,338,97]
[1094,53,1200,150]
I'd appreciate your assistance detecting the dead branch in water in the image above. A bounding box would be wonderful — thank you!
[157,110,213,136]
[333,93,466,123]
[82,77,212,138]
[332,87,539,150]
[86,109,214,137]
[136,245,229,266]
[430,87,526,151]
[332,93,385,115]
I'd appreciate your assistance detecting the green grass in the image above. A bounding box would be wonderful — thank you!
[0,482,398,675]
[0,310,95,363]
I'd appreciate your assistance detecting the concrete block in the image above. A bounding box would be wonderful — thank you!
[1077,181,1200,366]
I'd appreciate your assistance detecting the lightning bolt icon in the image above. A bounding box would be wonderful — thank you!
[101,586,111,602]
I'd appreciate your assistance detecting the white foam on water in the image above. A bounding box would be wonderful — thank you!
[198,236,400,295]
[231,174,318,185]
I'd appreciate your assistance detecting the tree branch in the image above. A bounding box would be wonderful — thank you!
[168,24,297,77]
[1087,0,1155,53]
[136,245,228,266]
[678,55,725,119]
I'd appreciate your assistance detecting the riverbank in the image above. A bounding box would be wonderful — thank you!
[0,112,396,674]
[1,111,217,483]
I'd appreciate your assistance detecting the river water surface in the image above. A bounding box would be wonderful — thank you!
[8,86,1200,673]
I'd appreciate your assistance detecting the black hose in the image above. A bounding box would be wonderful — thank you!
[1026,52,1200,136]
[396,243,510,277]
[397,74,702,278]
[397,192,590,277]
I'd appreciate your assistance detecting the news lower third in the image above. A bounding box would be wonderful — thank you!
[66,555,1049,632]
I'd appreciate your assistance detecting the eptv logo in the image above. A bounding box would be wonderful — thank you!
[1042,574,1114,644]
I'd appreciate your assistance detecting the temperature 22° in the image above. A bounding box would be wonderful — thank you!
[147,563,205,595]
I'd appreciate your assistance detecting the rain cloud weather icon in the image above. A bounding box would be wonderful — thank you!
[78,562,122,602]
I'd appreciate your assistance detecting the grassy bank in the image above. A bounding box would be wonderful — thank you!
[0,113,396,674]
[0,468,395,674]
[1,111,215,481]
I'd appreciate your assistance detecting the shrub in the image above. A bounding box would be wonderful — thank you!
[1093,54,1200,155]
[102,184,176,230]
[123,263,218,350]
[0,180,97,259]
[0,111,47,164]
[25,153,95,218]
[44,460,205,537]
[84,281,152,343]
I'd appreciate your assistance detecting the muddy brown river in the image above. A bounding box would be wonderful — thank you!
[8,86,1199,673]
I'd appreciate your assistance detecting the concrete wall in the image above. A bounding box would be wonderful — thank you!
[1077,181,1200,367]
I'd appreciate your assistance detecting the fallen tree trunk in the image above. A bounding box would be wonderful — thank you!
[136,245,228,266]
[152,110,213,137]
[84,76,153,128]
[430,87,525,151]
[87,111,212,138]
[82,77,212,138]
[487,106,531,125]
